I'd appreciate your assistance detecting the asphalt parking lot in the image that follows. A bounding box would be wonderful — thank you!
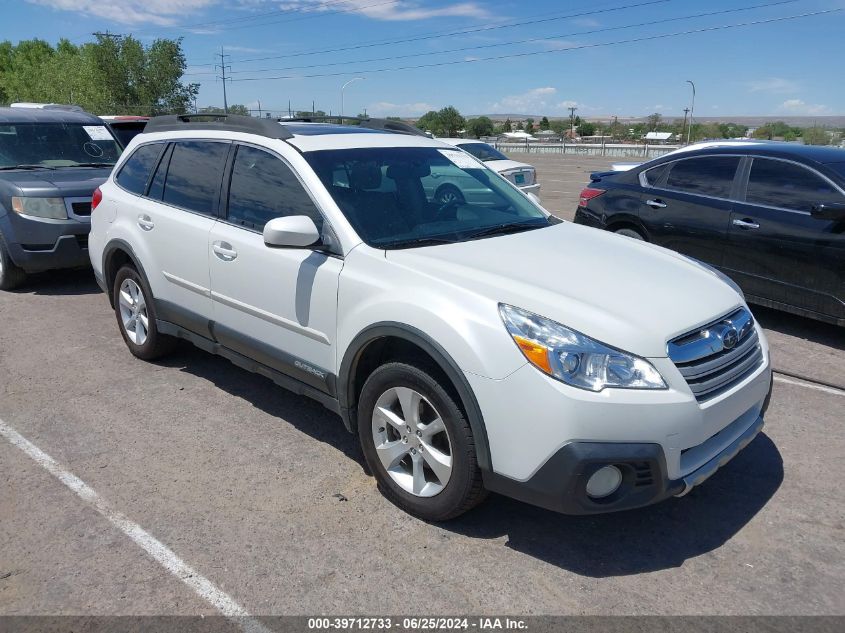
[1,155,843,619]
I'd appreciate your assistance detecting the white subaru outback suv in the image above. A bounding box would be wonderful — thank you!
[89,114,773,520]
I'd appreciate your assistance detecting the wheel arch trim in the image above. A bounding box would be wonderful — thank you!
[338,322,492,473]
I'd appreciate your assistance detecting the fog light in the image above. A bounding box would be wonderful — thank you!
[586,465,623,499]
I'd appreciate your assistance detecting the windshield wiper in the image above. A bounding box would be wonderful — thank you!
[64,162,114,168]
[0,164,55,170]
[381,236,459,249]
[463,221,547,241]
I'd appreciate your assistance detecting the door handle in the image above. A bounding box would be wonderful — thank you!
[212,241,238,261]
[137,214,154,231]
[732,218,760,230]
[645,199,667,209]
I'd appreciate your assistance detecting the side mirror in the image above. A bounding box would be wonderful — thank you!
[811,203,845,221]
[527,192,541,205]
[263,215,320,248]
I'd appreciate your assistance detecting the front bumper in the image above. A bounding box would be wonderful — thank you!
[483,375,772,514]
[0,212,90,273]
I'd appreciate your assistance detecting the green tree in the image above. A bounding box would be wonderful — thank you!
[577,121,596,137]
[465,116,494,138]
[802,127,830,146]
[502,117,513,132]
[0,34,197,114]
[524,118,535,134]
[539,116,550,130]
[646,112,662,131]
[201,104,250,116]
[415,110,440,133]
[414,106,465,136]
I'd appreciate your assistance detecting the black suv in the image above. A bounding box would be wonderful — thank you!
[0,106,121,289]
[574,143,845,326]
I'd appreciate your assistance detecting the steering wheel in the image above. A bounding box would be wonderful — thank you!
[436,197,461,220]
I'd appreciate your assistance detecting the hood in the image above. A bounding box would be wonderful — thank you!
[0,167,112,199]
[385,222,743,358]
[485,159,533,173]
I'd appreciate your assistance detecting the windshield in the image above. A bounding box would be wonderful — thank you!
[456,142,509,162]
[305,146,550,249]
[0,122,121,169]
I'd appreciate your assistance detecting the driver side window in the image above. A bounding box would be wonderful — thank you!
[227,145,323,232]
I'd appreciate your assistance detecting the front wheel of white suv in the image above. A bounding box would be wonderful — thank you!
[113,265,176,361]
[358,362,487,520]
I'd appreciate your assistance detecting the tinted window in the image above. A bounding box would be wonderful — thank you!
[746,158,844,213]
[146,144,171,200]
[665,156,740,198]
[643,163,668,186]
[162,141,228,215]
[457,143,508,162]
[116,143,163,195]
[227,145,323,232]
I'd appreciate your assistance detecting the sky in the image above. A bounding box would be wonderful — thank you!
[2,0,844,119]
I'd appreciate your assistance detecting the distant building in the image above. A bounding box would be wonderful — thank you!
[644,132,674,143]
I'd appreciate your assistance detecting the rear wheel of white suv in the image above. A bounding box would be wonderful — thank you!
[113,265,176,360]
[358,362,486,520]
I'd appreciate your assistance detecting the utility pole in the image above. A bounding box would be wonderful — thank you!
[682,107,690,144]
[257,100,262,118]
[686,80,696,144]
[215,47,231,114]
[568,106,578,137]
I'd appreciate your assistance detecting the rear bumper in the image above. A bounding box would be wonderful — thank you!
[573,206,605,229]
[483,373,773,515]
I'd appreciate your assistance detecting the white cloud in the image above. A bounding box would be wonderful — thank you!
[779,99,831,115]
[490,87,558,113]
[748,77,800,94]
[366,101,435,116]
[250,1,492,22]
[28,0,216,25]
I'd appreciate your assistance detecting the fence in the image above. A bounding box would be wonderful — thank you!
[492,142,681,159]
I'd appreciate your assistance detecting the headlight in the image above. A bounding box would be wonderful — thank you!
[11,197,67,220]
[499,304,666,392]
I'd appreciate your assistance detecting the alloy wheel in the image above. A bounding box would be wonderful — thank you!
[118,278,149,345]
[371,386,453,497]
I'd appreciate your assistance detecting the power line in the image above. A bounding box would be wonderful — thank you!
[231,0,675,63]
[228,7,842,82]
[188,0,798,77]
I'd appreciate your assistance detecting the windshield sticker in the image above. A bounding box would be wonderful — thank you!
[82,125,113,141]
[438,149,483,170]
[83,142,104,158]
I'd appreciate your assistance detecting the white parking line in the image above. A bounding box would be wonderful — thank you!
[0,416,270,633]
[774,375,845,396]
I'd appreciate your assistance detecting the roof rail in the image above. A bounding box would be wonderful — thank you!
[144,113,293,140]
[279,115,429,137]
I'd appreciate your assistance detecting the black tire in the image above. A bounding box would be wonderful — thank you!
[358,362,487,521]
[614,227,645,240]
[0,233,27,291]
[434,184,465,207]
[112,264,176,361]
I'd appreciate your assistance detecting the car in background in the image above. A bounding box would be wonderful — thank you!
[100,116,150,148]
[438,138,540,203]
[574,143,845,326]
[610,140,766,172]
[0,106,121,289]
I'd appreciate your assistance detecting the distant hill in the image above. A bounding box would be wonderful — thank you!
[469,114,845,128]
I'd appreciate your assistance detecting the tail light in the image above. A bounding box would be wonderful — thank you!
[91,187,103,211]
[578,187,605,207]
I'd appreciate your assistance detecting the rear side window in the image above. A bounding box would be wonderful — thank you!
[642,163,668,186]
[746,158,844,213]
[162,141,229,215]
[665,156,740,199]
[227,145,323,232]
[116,144,163,195]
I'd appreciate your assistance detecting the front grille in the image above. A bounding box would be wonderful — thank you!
[71,201,92,216]
[668,308,763,402]
[632,462,654,487]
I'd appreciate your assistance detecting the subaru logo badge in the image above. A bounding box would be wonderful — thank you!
[722,327,738,350]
